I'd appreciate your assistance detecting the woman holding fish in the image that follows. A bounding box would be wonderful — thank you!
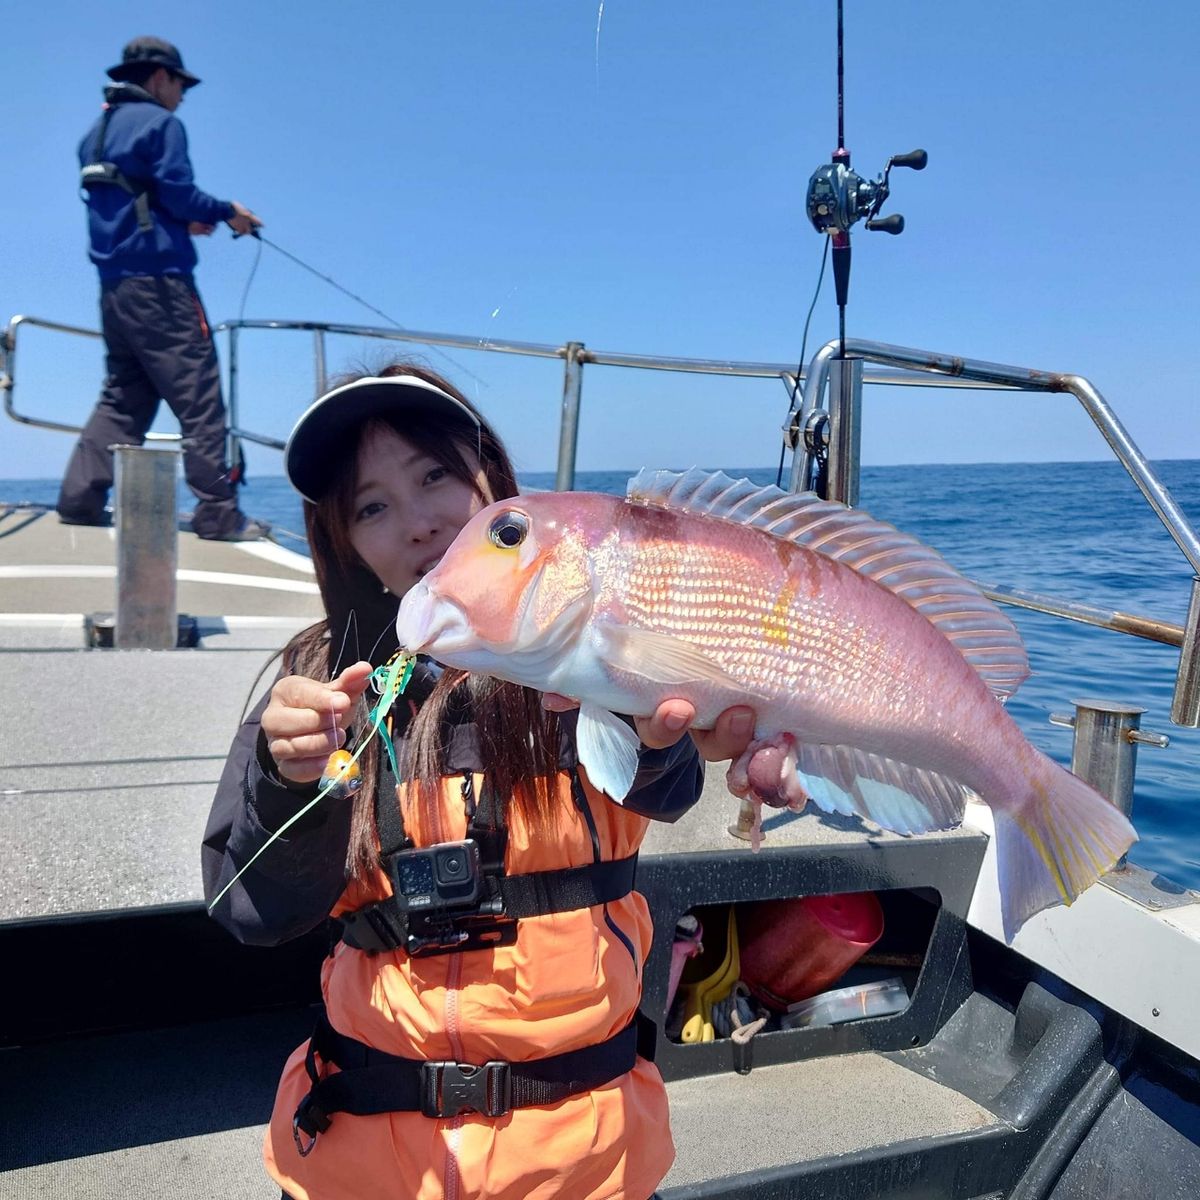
[202,363,757,1200]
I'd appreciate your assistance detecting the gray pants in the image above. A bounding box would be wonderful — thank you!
[57,273,241,539]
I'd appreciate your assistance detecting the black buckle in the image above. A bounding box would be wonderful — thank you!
[404,910,518,958]
[292,1095,331,1156]
[420,1060,511,1118]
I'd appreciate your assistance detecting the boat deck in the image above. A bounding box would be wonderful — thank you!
[0,503,321,619]
[0,503,322,920]
[2,1006,1001,1199]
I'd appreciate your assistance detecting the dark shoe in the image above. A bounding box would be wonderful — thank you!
[57,509,112,528]
[201,516,271,543]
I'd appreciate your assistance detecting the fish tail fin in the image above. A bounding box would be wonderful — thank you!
[993,756,1137,943]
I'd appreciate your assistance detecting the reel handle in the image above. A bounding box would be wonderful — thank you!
[889,149,928,171]
[866,214,905,235]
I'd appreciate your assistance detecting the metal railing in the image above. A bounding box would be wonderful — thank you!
[790,337,1200,729]
[0,314,183,441]
[208,317,1014,489]
[5,311,1199,731]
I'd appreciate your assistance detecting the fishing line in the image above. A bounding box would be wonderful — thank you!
[330,609,361,679]
[775,236,830,488]
[595,1,605,90]
[836,0,845,165]
[236,230,263,325]
[236,231,486,386]
[208,650,416,912]
[327,693,343,751]
[365,608,401,667]
[836,0,846,357]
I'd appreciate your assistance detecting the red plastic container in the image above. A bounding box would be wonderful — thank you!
[736,892,885,1011]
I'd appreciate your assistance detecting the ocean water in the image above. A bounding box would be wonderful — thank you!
[6,459,1199,891]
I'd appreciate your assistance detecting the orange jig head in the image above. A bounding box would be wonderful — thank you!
[320,748,363,799]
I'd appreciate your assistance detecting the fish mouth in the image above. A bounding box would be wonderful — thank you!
[395,580,475,656]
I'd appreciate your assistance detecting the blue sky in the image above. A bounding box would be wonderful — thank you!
[2,1,1198,480]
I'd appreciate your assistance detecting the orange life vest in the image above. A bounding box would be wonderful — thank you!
[264,768,673,1200]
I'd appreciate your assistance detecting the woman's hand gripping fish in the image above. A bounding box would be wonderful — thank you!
[396,468,1136,940]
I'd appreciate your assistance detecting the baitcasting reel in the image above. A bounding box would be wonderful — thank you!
[806,147,927,238]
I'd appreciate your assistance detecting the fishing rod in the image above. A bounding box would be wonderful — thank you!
[805,0,926,352]
[798,0,927,490]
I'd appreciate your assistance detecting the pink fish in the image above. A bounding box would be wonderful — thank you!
[396,468,1136,939]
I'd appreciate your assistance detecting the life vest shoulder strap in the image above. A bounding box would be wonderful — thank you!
[350,741,636,955]
[79,105,154,232]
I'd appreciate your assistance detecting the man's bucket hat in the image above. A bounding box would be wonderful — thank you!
[284,375,482,504]
[107,37,201,89]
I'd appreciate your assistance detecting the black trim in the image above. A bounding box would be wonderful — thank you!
[571,767,604,862]
[571,767,639,968]
[605,905,639,968]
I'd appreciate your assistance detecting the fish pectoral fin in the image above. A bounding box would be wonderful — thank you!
[794,742,970,835]
[576,703,642,803]
[595,623,740,688]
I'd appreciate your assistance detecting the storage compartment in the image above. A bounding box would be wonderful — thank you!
[665,889,935,1047]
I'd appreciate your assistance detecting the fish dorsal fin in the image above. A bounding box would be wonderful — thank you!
[627,467,1029,700]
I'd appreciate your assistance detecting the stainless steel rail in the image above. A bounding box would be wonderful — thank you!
[1049,700,1170,868]
[790,338,1200,574]
[207,319,1029,468]
[1,314,180,441]
[979,585,1185,648]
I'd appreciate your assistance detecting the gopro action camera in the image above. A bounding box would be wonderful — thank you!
[392,840,484,911]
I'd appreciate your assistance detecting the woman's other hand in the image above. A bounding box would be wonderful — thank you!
[637,700,755,761]
[261,661,374,784]
[541,694,756,763]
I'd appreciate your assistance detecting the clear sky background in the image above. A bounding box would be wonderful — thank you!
[2,1,1198,480]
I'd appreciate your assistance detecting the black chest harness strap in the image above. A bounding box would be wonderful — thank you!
[335,767,637,957]
[80,104,154,232]
[293,1009,658,1152]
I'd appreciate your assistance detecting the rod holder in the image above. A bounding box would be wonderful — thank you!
[825,355,863,506]
[1170,576,1200,728]
[1049,698,1169,867]
[113,444,179,650]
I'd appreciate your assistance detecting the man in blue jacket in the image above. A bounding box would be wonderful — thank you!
[58,36,266,540]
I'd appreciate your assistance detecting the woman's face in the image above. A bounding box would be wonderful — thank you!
[347,425,488,598]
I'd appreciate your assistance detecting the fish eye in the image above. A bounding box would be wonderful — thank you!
[488,510,529,550]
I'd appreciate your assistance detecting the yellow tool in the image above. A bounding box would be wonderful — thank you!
[679,907,740,1043]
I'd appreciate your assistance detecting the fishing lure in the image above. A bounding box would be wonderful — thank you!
[207,650,416,912]
[318,749,362,799]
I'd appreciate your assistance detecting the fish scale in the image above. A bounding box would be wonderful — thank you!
[615,509,944,740]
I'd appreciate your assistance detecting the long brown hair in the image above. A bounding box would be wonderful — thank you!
[282,361,562,878]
